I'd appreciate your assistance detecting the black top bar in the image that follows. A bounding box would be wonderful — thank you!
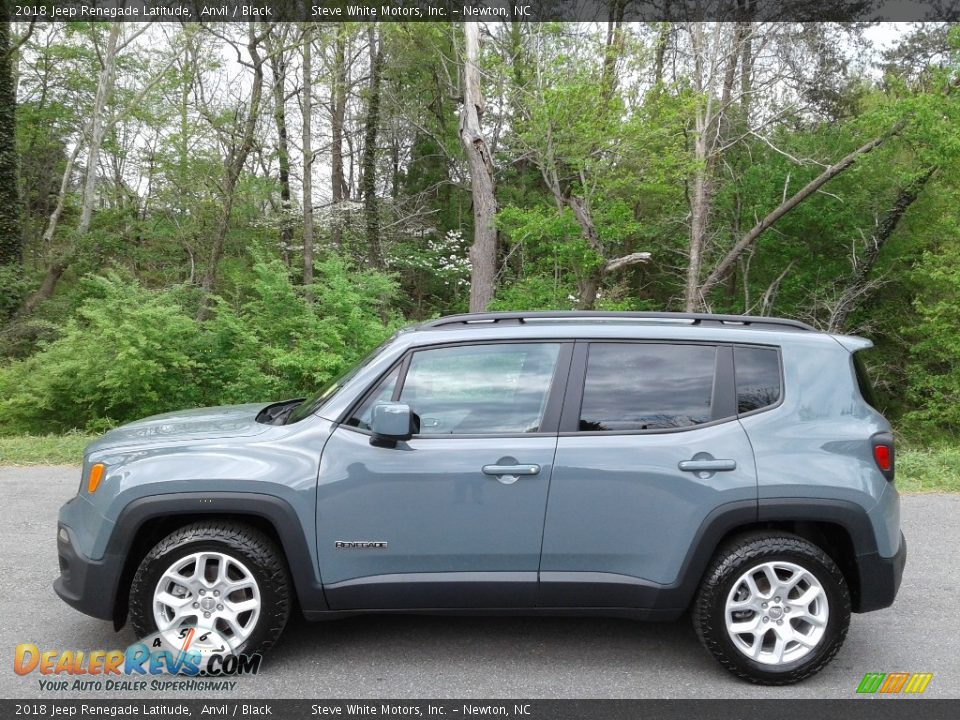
[15,2,952,24]
[420,311,816,332]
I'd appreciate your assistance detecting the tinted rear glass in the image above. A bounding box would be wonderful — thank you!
[734,347,782,413]
[853,351,880,411]
[579,343,716,431]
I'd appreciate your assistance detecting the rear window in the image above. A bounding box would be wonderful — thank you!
[853,351,880,411]
[734,347,782,414]
[579,343,716,431]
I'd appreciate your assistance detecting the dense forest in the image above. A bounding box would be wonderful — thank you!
[0,17,957,440]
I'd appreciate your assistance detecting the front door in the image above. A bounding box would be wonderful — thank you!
[316,341,570,610]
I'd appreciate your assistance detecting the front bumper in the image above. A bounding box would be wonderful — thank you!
[854,531,907,613]
[54,523,123,624]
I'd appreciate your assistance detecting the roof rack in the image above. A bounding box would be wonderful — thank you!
[420,311,815,332]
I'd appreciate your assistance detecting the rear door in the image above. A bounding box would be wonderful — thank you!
[539,341,759,607]
[316,341,571,609]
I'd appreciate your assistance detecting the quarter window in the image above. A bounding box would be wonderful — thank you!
[579,343,716,431]
[734,347,781,413]
[398,343,561,434]
[346,365,401,430]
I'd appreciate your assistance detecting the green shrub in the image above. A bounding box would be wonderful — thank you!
[0,256,398,434]
[903,242,960,434]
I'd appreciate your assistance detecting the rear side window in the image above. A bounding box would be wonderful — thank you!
[579,343,716,431]
[734,347,782,414]
[853,351,880,411]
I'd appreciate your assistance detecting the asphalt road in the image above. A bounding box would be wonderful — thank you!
[1,466,956,700]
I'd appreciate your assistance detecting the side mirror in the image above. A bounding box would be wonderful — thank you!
[370,402,415,447]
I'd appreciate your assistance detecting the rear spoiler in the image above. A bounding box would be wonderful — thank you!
[830,334,874,353]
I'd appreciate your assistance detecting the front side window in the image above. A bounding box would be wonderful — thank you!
[398,343,561,434]
[579,343,716,431]
[734,346,782,413]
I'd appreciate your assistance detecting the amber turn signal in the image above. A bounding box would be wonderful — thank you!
[87,463,105,494]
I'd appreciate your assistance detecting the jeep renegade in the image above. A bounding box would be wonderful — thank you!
[55,311,906,684]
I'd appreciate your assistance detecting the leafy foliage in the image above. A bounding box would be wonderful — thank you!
[0,257,397,433]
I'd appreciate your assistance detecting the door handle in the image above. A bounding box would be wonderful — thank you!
[678,457,737,478]
[482,464,541,485]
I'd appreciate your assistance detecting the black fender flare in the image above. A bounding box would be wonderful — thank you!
[653,497,880,611]
[109,492,329,623]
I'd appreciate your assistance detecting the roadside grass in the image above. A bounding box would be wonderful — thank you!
[0,434,95,466]
[896,445,960,493]
[0,435,956,492]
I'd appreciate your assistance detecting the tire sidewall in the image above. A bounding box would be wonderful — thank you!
[706,548,849,682]
[130,532,287,656]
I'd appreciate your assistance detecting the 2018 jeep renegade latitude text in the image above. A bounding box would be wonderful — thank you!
[54,311,906,684]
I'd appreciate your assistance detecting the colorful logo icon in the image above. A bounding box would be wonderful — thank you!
[856,672,933,694]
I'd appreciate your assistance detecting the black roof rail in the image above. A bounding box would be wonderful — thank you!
[419,311,816,332]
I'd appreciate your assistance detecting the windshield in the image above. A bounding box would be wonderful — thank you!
[285,338,395,424]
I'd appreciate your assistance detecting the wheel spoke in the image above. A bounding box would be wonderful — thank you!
[771,635,787,664]
[156,590,192,609]
[744,574,763,600]
[792,630,819,648]
[226,597,258,615]
[224,578,256,594]
[794,585,823,608]
[219,613,246,639]
[728,594,756,611]
[800,610,828,627]
[759,565,779,595]
[747,631,765,659]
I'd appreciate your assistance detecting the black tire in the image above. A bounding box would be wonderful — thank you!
[129,521,291,656]
[692,532,851,685]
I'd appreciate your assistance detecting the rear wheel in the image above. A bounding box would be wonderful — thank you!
[693,532,850,684]
[129,521,291,656]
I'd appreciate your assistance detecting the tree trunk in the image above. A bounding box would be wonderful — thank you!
[739,0,756,122]
[653,22,671,89]
[78,23,122,236]
[361,25,383,268]
[0,13,23,266]
[459,23,498,313]
[14,135,88,315]
[197,23,265,321]
[20,257,67,315]
[685,128,711,311]
[268,36,293,265]
[330,25,348,249]
[601,0,626,103]
[302,24,314,288]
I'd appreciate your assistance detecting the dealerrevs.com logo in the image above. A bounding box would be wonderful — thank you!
[856,672,934,694]
[13,629,261,692]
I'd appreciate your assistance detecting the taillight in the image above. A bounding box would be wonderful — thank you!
[874,444,891,471]
[870,432,895,481]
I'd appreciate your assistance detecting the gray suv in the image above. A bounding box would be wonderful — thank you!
[55,311,906,684]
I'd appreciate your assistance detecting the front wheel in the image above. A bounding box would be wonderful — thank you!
[129,521,291,656]
[692,532,851,684]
